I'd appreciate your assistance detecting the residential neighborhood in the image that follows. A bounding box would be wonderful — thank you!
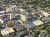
[0,0,50,37]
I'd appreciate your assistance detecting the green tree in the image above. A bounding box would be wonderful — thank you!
[35,31,40,35]
[41,27,45,30]
[7,22,13,27]
[34,35,39,37]
[45,29,48,31]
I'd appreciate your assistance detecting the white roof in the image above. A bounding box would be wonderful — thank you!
[33,20,44,26]
[40,10,50,17]
[42,12,49,17]
[7,28,14,33]
[25,36,27,37]
[0,11,5,13]
[1,29,9,36]
[1,28,14,36]
[9,5,16,8]
[6,5,16,12]
[0,19,3,24]
[19,9,25,11]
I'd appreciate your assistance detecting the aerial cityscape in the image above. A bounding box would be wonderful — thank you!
[0,0,50,37]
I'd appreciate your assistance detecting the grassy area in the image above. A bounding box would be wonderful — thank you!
[7,22,13,27]
[22,30,27,34]
[13,18,19,20]
[0,34,5,37]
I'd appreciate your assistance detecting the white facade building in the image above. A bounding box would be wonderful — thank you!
[0,19,3,24]
[21,14,27,21]
[33,20,44,26]
[6,5,16,12]
[1,28,14,36]
[1,29,9,36]
[19,9,25,13]
[10,13,14,20]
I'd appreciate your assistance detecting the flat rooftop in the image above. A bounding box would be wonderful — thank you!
[7,28,15,33]
[33,20,44,26]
